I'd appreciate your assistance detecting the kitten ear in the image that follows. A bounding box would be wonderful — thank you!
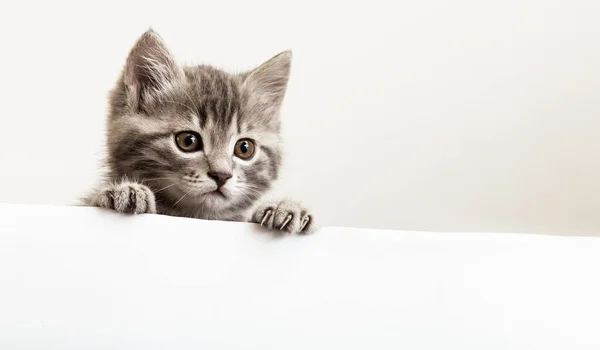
[242,51,292,115]
[123,29,184,113]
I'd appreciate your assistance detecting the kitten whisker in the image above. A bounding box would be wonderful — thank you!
[144,177,178,182]
[237,184,263,195]
[153,183,177,194]
[172,188,194,207]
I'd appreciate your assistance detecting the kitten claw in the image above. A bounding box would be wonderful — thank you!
[300,216,311,232]
[280,214,293,230]
[260,209,273,226]
[252,200,315,234]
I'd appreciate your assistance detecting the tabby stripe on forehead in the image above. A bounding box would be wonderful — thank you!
[199,70,213,95]
[214,77,228,125]
[210,102,222,127]
[193,70,241,128]
[228,79,241,128]
[197,101,208,128]
[225,78,234,121]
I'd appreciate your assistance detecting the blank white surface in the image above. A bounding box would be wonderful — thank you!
[0,0,600,235]
[0,203,599,349]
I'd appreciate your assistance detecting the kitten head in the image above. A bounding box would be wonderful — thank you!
[105,30,290,218]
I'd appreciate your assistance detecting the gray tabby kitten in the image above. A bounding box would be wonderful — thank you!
[83,30,314,234]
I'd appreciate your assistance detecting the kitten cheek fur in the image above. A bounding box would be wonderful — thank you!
[91,29,289,221]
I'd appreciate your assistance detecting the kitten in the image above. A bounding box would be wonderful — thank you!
[83,30,314,234]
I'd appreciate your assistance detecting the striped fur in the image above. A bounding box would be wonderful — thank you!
[84,30,290,221]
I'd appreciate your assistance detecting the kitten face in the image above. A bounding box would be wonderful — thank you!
[105,30,290,219]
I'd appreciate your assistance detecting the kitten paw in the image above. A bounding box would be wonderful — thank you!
[252,200,315,234]
[87,181,156,214]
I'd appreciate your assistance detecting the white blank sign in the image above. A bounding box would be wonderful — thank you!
[0,203,599,349]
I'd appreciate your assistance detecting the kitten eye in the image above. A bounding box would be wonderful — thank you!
[234,138,256,160]
[175,131,202,152]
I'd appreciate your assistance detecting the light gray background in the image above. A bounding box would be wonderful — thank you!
[0,0,598,234]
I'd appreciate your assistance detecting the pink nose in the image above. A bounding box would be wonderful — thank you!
[208,171,232,187]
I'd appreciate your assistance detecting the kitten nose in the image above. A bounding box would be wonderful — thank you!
[208,171,232,187]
